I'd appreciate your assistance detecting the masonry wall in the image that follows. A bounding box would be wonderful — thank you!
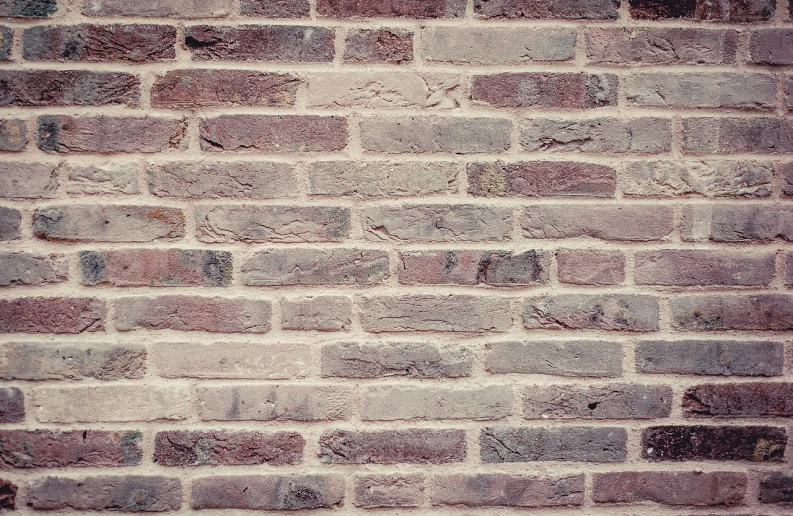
[0,0,791,513]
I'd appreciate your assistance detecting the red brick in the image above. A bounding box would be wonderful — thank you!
[475,0,619,19]
[432,473,584,507]
[0,430,141,468]
[241,0,310,17]
[200,115,347,153]
[0,480,14,510]
[635,250,775,286]
[523,384,673,419]
[154,431,303,466]
[557,249,625,285]
[355,474,423,508]
[345,28,413,63]
[38,115,187,154]
[186,25,334,62]
[643,425,787,461]
[593,471,747,506]
[149,161,298,199]
[152,70,298,108]
[197,385,351,421]
[196,206,350,243]
[523,205,674,241]
[0,297,105,334]
[472,73,617,109]
[481,426,627,462]
[79,249,232,287]
[586,28,738,65]
[0,252,67,286]
[1,343,146,381]
[34,205,185,243]
[23,24,176,62]
[0,0,56,18]
[0,70,138,107]
[0,388,24,423]
[115,296,271,333]
[28,476,182,511]
[319,429,466,464]
[683,118,793,154]
[192,475,343,510]
[468,161,616,197]
[671,294,793,331]
[0,207,19,240]
[318,0,465,18]
[241,248,389,285]
[0,119,26,151]
[361,295,512,333]
[83,0,229,17]
[398,250,549,286]
[629,0,774,21]
[0,162,58,198]
[683,382,793,417]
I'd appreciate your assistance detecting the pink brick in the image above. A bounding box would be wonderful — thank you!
[0,297,105,334]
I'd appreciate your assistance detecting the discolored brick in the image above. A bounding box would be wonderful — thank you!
[281,296,351,331]
[523,384,673,419]
[621,160,774,197]
[670,294,793,331]
[481,427,627,462]
[523,205,674,241]
[0,27,10,60]
[0,0,57,18]
[363,204,512,242]
[0,297,105,334]
[83,0,229,17]
[197,385,351,421]
[524,295,659,332]
[628,0,774,21]
[318,0,465,18]
[0,162,58,198]
[0,252,67,286]
[308,161,457,197]
[0,207,19,240]
[345,28,413,63]
[115,296,271,333]
[472,73,617,109]
[557,249,625,285]
[34,205,184,243]
[154,431,303,466]
[1,343,146,381]
[468,161,616,197]
[360,116,511,154]
[643,425,787,461]
[593,471,747,506]
[362,385,512,421]
[321,342,472,379]
[192,475,343,510]
[200,115,347,152]
[0,119,26,151]
[398,250,549,286]
[355,474,423,508]
[475,0,618,19]
[586,28,738,65]
[319,429,466,464]
[0,388,24,423]
[241,248,389,285]
[683,118,793,154]
[0,479,14,510]
[423,27,576,63]
[0,430,142,468]
[485,341,623,377]
[0,70,139,107]
[759,472,793,504]
[79,249,230,287]
[152,70,299,108]
[432,473,585,507]
[186,25,334,62]
[635,250,776,286]
[521,117,672,154]
[683,382,793,417]
[636,340,785,376]
[28,476,182,511]
[241,0,310,17]
[751,29,793,65]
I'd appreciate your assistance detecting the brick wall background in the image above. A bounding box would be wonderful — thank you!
[0,0,791,512]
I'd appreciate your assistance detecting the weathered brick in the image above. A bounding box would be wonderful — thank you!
[399,250,548,286]
[196,205,350,243]
[322,342,472,379]
[472,73,617,109]
[153,342,310,379]
[423,27,576,63]
[241,0,310,17]
[355,474,423,508]
[751,29,793,64]
[681,205,793,242]
[523,205,674,241]
[192,475,343,510]
[476,0,618,18]
[468,161,616,197]
[671,294,793,331]
[557,249,625,285]
[637,340,785,376]
[28,476,182,511]
[759,472,793,504]
[281,296,351,331]
[586,28,738,65]
[79,249,231,287]
[683,118,793,154]
[198,385,351,421]
[1,343,146,380]
[23,24,176,62]
[150,161,297,199]
[38,115,187,154]
[433,473,584,507]
[34,205,184,243]
[0,70,138,107]
[0,479,14,509]
[622,160,774,197]
[593,471,747,506]
[635,250,775,286]
[0,430,141,468]
[345,28,413,63]
[318,0,465,18]
[308,161,457,197]
[0,388,23,423]
[0,207,19,240]
[683,382,793,417]
[200,115,347,152]
[0,162,58,198]
[186,25,334,61]
[363,205,512,242]
[65,163,139,195]
[155,431,303,466]
[361,116,511,154]
[525,295,659,332]
[626,73,776,109]
[524,384,672,419]
[116,296,271,333]
[485,341,623,377]
[360,295,513,333]
[0,297,105,334]
[629,0,774,21]
[83,0,229,17]
[0,252,67,286]
[481,427,627,462]
[520,117,672,154]
[307,72,462,109]
[0,119,26,151]
[362,386,512,421]
[0,0,56,18]
[34,385,190,422]
[788,251,793,284]
[152,70,298,108]
[785,162,793,194]
[0,27,10,60]
[319,429,466,464]
[241,248,389,285]
[644,425,787,461]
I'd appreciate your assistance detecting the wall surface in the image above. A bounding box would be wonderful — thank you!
[0,0,791,513]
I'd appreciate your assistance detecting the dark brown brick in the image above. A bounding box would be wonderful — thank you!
[200,115,347,153]
[345,28,413,63]
[318,0,465,18]
[0,388,24,423]
[759,472,793,504]
[0,119,26,151]
[192,475,344,510]
[636,340,785,376]
[0,297,105,334]
[642,425,787,461]
[319,429,466,464]
[398,250,550,286]
[152,70,298,108]
[28,476,182,511]
[670,294,793,331]
[523,384,673,419]
[468,161,616,197]
[683,382,793,417]
[354,474,423,508]
[0,479,15,510]
[115,296,271,333]
[432,473,584,507]
[154,431,303,466]
[186,25,335,62]
[481,427,627,462]
[34,205,185,243]
[241,0,310,17]
[0,71,139,107]
[557,249,625,285]
[593,471,747,506]
[586,28,738,65]
[475,0,619,19]
[629,0,774,21]
[0,207,20,240]
[472,73,617,109]
[0,0,57,18]
[0,430,141,468]
[79,249,231,287]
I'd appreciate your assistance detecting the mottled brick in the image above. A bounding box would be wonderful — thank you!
[363,204,512,242]
[150,161,296,199]
[524,384,672,419]
[785,162,793,194]
[0,162,58,198]
[155,431,303,466]
[65,163,139,195]
[308,161,457,197]
[1,343,145,381]
[683,118,793,154]
[629,0,774,21]
[83,0,229,17]
[557,249,625,285]
[671,294,793,331]
[433,473,584,507]
[525,295,659,332]
[0,27,10,60]
[621,160,774,197]
[399,250,548,286]
[355,474,423,508]
[0,479,14,509]
[200,115,347,152]
[34,205,184,243]
[307,72,462,109]
[523,205,674,241]
[0,0,56,18]
[241,248,388,285]
[468,161,616,197]
[485,341,623,377]
[0,388,23,423]
[152,70,298,108]
[481,427,627,462]
[319,429,466,464]
[361,116,511,154]
[0,252,67,286]
[626,72,776,109]
[643,425,787,461]
[363,385,511,421]
[751,29,793,64]
[34,385,190,422]
[636,340,785,376]
[345,28,413,63]
[0,70,139,107]
[241,0,310,17]
[281,296,351,331]
[683,382,793,417]
[759,472,793,504]
[681,205,793,242]
[521,117,672,154]
[322,342,472,379]
[0,430,141,468]
[28,476,182,511]
[360,295,512,333]
[186,25,334,61]
[318,0,465,18]
[115,296,271,333]
[472,73,617,109]
[593,471,747,506]
[635,250,775,286]
[192,475,343,510]
[423,27,576,63]
[0,207,19,240]
[0,119,26,151]
[198,385,351,421]
[0,297,105,334]
[586,28,738,65]
[79,249,231,287]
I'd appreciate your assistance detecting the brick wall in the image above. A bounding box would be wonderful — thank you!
[0,0,791,513]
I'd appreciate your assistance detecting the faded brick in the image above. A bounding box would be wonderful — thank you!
[196,205,350,243]
[0,70,138,107]
[472,73,617,109]
[525,295,659,332]
[154,431,303,466]
[153,342,310,379]
[475,0,618,18]
[683,118,793,154]
[523,205,674,241]
[116,296,271,333]
[355,474,423,508]
[0,162,58,198]
[0,388,23,423]
[0,207,19,240]
[308,161,457,197]
[523,384,673,419]
[362,385,512,421]
[79,249,231,287]
[198,384,351,421]
[65,163,139,195]
[152,70,298,108]
[360,295,512,333]
[241,248,389,285]
[345,28,413,63]
[321,342,472,379]
[318,0,465,18]
[629,0,774,21]
[557,249,625,285]
[0,430,141,468]
[308,72,461,109]
[635,250,775,286]
[520,117,672,154]
[593,471,747,506]
[0,297,105,334]
[751,29,793,64]
[241,0,310,17]
[468,161,616,197]
[423,27,576,63]
[398,250,549,286]
[637,340,785,376]
[621,160,774,197]
[670,294,793,331]
[643,425,787,461]
[586,28,738,65]
[481,427,627,462]
[682,204,793,242]
[363,204,512,242]
[0,252,67,286]
[626,73,776,109]
[361,116,511,154]
[1,343,146,381]
[28,476,182,512]
[281,296,351,331]
[149,161,297,199]
[319,429,466,464]
[788,251,793,284]
[0,0,56,18]
[200,115,347,152]
[192,475,343,510]
[0,119,26,151]
[84,0,229,17]
[485,341,623,377]
[759,472,793,504]
[432,473,584,507]
[186,25,334,61]
[34,205,184,243]
[683,382,793,417]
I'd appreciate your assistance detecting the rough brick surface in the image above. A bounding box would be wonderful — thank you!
[626,73,776,109]
[759,472,793,504]
[432,473,585,507]
[241,248,389,285]
[557,249,625,285]
[586,28,738,65]
[360,295,513,332]
[115,296,271,333]
[0,119,27,151]
[670,294,793,331]
[0,297,105,334]
[622,160,774,197]
[0,0,57,18]
[345,29,413,63]
[523,383,673,419]
[0,252,67,286]
[0,162,57,198]
[198,385,352,421]
[64,163,139,194]
[472,73,617,109]
[468,161,616,197]
[643,425,787,461]
[636,340,785,376]
[522,205,674,241]
[281,296,352,331]
[152,70,298,109]
[0,430,142,468]
[34,205,185,242]
[83,0,229,17]
[154,430,303,466]
[364,204,512,242]
[308,161,457,197]
[524,295,659,331]
[318,0,466,18]
[0,388,24,423]
[628,0,774,21]
[319,429,466,464]
[683,382,793,417]
[475,0,618,19]
[241,0,310,17]
[751,29,793,65]
[520,117,672,154]
[192,475,344,510]
[1,343,146,380]
[0,207,20,240]
[28,476,182,511]
[322,342,472,378]
[593,471,747,506]
[200,115,347,152]
[186,25,335,62]
[355,474,424,508]
[38,115,187,153]
[307,72,462,109]
[480,427,627,462]
[149,161,297,199]
[0,70,139,107]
